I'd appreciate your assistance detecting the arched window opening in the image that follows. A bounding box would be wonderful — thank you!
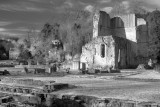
[101,44,105,58]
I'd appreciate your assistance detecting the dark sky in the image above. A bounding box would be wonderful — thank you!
[0,0,159,37]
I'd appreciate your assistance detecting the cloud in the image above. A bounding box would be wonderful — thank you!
[64,0,74,8]
[141,6,155,12]
[0,28,27,37]
[0,32,24,37]
[25,7,46,12]
[110,0,133,15]
[0,3,46,12]
[15,27,40,32]
[0,21,12,26]
[101,7,113,13]
[1,0,160,38]
[84,5,94,12]
[0,28,7,32]
[54,0,75,13]
[99,0,111,4]
[28,0,43,2]
[0,26,40,37]
[121,1,130,10]
[144,0,160,7]
[138,0,160,10]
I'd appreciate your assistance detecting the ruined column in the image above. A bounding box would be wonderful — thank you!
[93,10,100,38]
[93,10,111,38]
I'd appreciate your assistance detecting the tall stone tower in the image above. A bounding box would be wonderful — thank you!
[93,10,111,38]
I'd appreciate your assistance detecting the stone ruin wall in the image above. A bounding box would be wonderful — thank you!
[81,35,137,69]
[93,11,100,38]
[93,12,138,57]
[93,11,149,64]
[80,41,95,68]
[111,14,137,42]
[93,11,111,38]
[93,36,115,68]
[136,18,148,58]
[114,36,136,68]
[93,13,138,42]
[81,10,150,69]
[81,36,116,69]
[111,14,139,60]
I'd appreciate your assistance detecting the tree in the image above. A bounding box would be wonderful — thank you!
[28,23,62,64]
[18,50,32,62]
[146,10,160,63]
[41,23,60,40]
[16,10,94,64]
[14,37,33,64]
[59,10,93,56]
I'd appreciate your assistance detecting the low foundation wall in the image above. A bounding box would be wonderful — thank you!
[15,65,46,69]
[1,88,160,107]
[42,94,160,107]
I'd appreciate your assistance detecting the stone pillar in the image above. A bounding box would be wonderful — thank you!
[93,11,100,38]
[45,67,51,74]
[93,10,110,38]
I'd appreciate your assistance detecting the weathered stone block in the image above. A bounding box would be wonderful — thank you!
[138,102,158,107]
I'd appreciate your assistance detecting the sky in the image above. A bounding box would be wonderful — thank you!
[0,0,159,38]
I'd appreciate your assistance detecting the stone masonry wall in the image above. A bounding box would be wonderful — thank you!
[81,10,149,69]
[93,11,111,38]
[80,36,116,69]
[93,11,149,64]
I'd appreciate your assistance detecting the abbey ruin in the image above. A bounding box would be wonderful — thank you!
[80,10,149,70]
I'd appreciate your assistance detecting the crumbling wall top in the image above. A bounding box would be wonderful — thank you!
[0,77,55,86]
